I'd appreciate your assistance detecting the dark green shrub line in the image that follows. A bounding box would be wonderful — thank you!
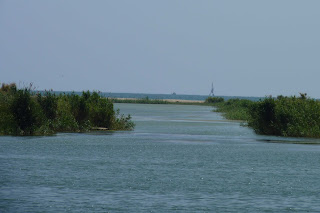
[211,94,320,138]
[248,94,320,138]
[209,98,253,121]
[205,97,224,104]
[0,83,134,136]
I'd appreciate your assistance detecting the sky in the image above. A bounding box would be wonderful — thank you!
[1,1,320,97]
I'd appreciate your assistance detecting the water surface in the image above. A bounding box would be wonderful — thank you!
[1,103,320,212]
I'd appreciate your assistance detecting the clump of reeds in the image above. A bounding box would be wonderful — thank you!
[0,83,134,136]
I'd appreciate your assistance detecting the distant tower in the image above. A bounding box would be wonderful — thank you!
[209,82,214,97]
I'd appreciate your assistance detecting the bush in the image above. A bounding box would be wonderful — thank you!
[0,84,135,136]
[212,98,253,120]
[37,91,58,120]
[68,92,89,124]
[55,97,79,132]
[248,94,320,138]
[0,92,16,135]
[88,93,114,128]
[111,109,135,130]
[10,88,38,135]
[205,97,224,104]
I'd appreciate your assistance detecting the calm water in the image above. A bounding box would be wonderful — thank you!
[1,103,320,212]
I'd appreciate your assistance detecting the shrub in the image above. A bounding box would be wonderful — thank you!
[212,98,253,121]
[0,92,15,135]
[111,109,135,130]
[248,94,320,137]
[205,97,224,104]
[0,84,135,136]
[68,92,89,125]
[55,97,79,132]
[10,88,38,135]
[88,95,114,128]
[37,91,58,120]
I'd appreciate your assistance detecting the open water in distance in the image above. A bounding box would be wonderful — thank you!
[1,103,320,212]
[50,91,263,101]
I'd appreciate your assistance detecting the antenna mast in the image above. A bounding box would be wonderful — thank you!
[209,82,214,97]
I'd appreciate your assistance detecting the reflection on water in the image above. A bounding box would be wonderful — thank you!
[257,138,320,145]
[1,103,320,212]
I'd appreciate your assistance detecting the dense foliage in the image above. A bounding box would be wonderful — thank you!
[212,98,253,120]
[205,97,224,104]
[212,94,320,138]
[248,94,320,138]
[0,83,134,136]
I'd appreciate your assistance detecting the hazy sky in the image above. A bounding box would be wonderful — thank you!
[1,1,320,97]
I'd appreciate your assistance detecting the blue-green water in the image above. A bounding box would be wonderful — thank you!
[1,103,320,212]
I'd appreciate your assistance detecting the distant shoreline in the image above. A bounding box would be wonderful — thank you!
[113,98,204,104]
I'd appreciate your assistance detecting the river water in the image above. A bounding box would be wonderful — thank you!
[1,103,320,212]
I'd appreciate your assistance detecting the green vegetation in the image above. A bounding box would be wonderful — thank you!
[4,82,318,139]
[248,94,320,138]
[0,83,134,136]
[212,93,320,138]
[112,97,169,104]
[112,97,206,105]
[205,97,224,104]
[211,98,253,120]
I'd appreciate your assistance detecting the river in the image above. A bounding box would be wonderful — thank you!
[1,103,320,212]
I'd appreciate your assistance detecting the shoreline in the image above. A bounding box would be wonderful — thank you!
[112,98,205,104]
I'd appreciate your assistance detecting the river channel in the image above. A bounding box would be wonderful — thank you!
[1,103,320,212]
